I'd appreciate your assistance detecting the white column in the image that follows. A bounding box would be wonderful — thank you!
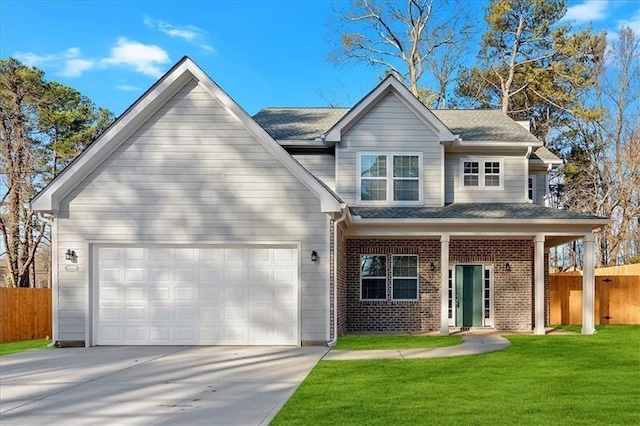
[440,234,450,336]
[582,233,596,335]
[534,233,546,335]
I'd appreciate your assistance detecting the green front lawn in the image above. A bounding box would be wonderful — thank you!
[334,334,462,350]
[0,339,51,356]
[273,326,640,425]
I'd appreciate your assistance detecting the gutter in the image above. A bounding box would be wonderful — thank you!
[328,207,349,347]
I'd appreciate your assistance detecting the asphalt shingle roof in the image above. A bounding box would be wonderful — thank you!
[350,203,605,220]
[253,108,348,140]
[531,146,562,163]
[253,107,542,144]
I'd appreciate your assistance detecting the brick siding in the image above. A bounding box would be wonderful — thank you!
[343,238,541,333]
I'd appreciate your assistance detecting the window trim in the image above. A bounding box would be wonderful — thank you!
[360,254,388,301]
[459,157,504,190]
[391,255,419,301]
[357,152,423,205]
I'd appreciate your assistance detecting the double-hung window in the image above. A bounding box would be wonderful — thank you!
[361,255,387,300]
[460,158,503,190]
[392,255,418,300]
[359,153,422,204]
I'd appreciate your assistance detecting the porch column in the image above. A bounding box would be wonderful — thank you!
[582,233,596,335]
[440,234,450,336]
[534,233,546,335]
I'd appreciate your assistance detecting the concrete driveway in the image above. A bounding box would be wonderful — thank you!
[0,345,327,425]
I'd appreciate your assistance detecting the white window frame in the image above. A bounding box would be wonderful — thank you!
[357,152,423,205]
[528,176,537,203]
[459,157,504,190]
[483,265,494,327]
[391,255,419,301]
[360,254,387,301]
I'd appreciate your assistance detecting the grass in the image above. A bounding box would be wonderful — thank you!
[273,326,640,425]
[0,338,51,356]
[333,334,463,350]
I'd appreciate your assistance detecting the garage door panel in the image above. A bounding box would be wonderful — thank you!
[96,246,298,345]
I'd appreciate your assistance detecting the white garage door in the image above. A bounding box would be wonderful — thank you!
[95,246,298,345]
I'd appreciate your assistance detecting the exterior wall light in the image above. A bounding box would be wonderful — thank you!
[430,262,436,271]
[65,249,77,263]
[310,250,318,262]
[505,262,511,272]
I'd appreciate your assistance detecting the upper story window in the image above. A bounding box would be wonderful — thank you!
[460,158,503,190]
[358,153,422,204]
[528,176,536,203]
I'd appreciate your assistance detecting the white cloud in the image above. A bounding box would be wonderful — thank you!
[60,58,94,77]
[14,51,57,66]
[115,84,142,91]
[101,37,171,78]
[564,0,609,23]
[615,8,640,34]
[14,48,95,77]
[144,16,215,52]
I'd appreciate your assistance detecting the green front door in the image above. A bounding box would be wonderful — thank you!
[455,265,483,327]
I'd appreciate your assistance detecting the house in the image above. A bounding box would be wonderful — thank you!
[30,57,608,347]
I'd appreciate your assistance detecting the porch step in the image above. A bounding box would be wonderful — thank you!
[449,327,495,332]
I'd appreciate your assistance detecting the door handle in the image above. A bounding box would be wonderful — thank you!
[455,295,459,308]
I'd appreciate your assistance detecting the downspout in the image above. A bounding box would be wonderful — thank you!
[36,211,59,348]
[328,206,348,347]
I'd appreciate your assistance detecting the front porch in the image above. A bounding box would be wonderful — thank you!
[336,234,598,337]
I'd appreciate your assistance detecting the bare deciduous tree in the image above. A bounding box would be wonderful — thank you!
[329,0,473,105]
[561,27,640,265]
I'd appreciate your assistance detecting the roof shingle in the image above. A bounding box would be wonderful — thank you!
[350,203,605,221]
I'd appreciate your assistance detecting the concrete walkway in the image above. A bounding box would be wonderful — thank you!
[323,332,510,360]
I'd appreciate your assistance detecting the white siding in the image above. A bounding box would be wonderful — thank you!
[56,79,329,343]
[445,154,527,203]
[293,153,335,190]
[336,92,442,206]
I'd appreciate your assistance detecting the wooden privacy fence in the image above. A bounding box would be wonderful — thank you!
[0,288,52,343]
[550,275,640,325]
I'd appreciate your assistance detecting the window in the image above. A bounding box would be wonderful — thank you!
[392,255,418,300]
[359,153,422,204]
[463,161,479,187]
[528,176,536,202]
[484,162,501,187]
[361,255,387,300]
[460,158,503,190]
[483,266,494,326]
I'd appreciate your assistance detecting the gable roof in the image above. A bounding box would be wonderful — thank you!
[30,57,343,213]
[322,75,457,143]
[255,107,547,146]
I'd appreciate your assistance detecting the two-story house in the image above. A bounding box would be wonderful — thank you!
[31,57,607,347]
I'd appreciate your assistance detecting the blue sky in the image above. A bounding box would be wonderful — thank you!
[1,0,639,116]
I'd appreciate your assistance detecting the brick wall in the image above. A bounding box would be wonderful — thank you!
[345,239,441,333]
[344,238,537,333]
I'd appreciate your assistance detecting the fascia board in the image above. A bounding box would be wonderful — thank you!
[31,57,342,214]
[31,60,195,212]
